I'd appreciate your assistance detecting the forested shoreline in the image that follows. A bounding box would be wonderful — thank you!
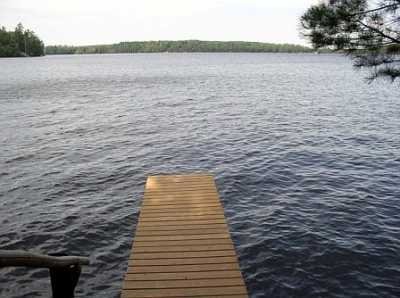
[1,26,314,57]
[0,23,44,57]
[46,40,313,55]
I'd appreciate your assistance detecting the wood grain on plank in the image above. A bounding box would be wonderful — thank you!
[128,256,238,266]
[124,270,242,281]
[127,263,240,274]
[131,250,236,260]
[132,238,234,247]
[123,278,245,289]
[136,223,227,231]
[132,244,235,253]
[137,219,227,227]
[135,228,229,236]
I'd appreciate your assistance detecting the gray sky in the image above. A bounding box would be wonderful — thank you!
[0,0,319,46]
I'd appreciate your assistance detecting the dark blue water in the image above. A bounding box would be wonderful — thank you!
[0,53,400,298]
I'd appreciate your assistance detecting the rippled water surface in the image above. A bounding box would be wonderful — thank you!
[1,53,400,298]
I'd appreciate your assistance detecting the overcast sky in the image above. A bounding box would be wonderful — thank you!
[0,0,319,46]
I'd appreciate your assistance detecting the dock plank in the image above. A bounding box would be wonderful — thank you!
[131,250,236,260]
[123,278,245,289]
[136,223,228,231]
[124,270,242,281]
[135,228,229,236]
[131,244,235,253]
[121,286,248,297]
[127,263,240,274]
[121,174,248,298]
[129,256,238,266]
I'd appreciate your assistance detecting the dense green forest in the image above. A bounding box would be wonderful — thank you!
[46,40,312,54]
[0,23,44,57]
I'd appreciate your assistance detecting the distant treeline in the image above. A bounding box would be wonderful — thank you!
[0,23,44,57]
[46,40,313,55]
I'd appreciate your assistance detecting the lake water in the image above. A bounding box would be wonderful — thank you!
[0,53,400,298]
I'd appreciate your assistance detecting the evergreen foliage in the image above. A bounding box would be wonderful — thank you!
[45,40,312,55]
[0,23,45,57]
[301,0,400,82]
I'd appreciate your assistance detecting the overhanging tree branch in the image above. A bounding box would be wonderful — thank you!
[350,3,399,16]
[357,20,400,43]
[300,0,400,83]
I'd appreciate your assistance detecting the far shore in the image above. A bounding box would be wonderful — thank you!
[45,40,320,55]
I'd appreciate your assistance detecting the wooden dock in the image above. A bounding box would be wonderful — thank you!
[122,174,248,298]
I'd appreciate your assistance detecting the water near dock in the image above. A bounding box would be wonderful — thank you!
[1,53,400,298]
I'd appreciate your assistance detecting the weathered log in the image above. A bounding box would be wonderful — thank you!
[0,250,89,268]
[0,250,89,298]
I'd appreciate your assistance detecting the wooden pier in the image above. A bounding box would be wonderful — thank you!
[122,174,248,298]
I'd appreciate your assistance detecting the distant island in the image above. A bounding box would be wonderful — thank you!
[45,40,313,55]
[0,23,44,57]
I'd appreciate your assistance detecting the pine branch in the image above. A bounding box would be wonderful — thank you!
[357,20,400,43]
[350,3,399,16]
